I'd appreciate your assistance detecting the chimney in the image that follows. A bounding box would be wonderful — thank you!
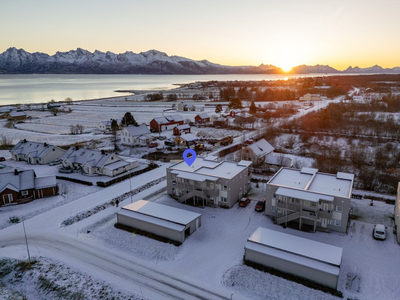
[23,139,27,143]
[14,169,18,175]
[44,142,48,147]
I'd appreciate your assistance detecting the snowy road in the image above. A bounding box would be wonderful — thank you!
[0,164,246,299]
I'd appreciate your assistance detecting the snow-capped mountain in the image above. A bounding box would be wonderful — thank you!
[0,47,280,74]
[291,64,340,74]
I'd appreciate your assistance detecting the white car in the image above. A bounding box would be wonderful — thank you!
[373,224,387,240]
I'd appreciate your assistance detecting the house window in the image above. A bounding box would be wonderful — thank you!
[271,206,276,212]
[293,198,299,204]
[335,205,343,212]
[21,190,28,196]
[222,185,228,191]
[333,219,341,227]
[220,197,227,203]
[310,202,317,207]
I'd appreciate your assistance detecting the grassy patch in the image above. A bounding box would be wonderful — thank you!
[114,223,181,246]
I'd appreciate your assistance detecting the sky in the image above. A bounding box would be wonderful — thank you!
[1,0,400,70]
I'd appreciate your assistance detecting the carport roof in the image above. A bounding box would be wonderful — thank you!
[121,200,201,226]
[248,227,343,266]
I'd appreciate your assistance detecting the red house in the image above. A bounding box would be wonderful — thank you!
[0,169,57,206]
[194,112,210,124]
[150,114,184,132]
[173,124,191,136]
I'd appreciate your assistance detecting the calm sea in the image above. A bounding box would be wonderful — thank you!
[0,73,360,105]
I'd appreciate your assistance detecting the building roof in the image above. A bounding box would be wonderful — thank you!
[172,171,219,182]
[178,134,198,142]
[175,124,191,130]
[11,140,61,159]
[0,170,36,193]
[247,227,343,267]
[118,209,185,231]
[61,147,119,168]
[103,160,129,171]
[125,124,151,137]
[248,139,274,158]
[276,187,334,203]
[9,111,27,118]
[35,176,57,189]
[197,112,210,119]
[169,157,252,180]
[153,114,183,125]
[121,200,201,226]
[268,167,354,199]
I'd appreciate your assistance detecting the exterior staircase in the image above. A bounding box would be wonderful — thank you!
[276,211,300,225]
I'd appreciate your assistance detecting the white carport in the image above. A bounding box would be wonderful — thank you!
[244,227,342,289]
[117,200,201,243]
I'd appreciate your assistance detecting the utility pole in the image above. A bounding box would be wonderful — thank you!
[22,216,31,262]
[130,173,133,203]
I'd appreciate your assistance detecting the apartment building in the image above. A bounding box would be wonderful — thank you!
[166,157,252,208]
[266,167,354,233]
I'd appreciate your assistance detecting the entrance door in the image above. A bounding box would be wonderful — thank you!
[321,218,327,228]
[185,227,191,238]
[3,194,13,205]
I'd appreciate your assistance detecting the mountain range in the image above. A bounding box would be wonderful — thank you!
[0,47,399,75]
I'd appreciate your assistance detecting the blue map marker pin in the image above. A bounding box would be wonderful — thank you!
[183,149,197,166]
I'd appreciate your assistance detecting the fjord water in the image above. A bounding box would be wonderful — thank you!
[0,73,350,105]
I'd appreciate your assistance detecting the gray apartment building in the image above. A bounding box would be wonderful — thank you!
[265,167,354,233]
[166,156,252,208]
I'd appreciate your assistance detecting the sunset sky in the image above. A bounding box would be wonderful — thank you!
[1,0,399,70]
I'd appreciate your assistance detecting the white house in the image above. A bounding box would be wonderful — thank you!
[239,139,275,166]
[98,119,121,131]
[11,140,66,165]
[120,124,152,147]
[60,147,138,177]
[167,157,252,208]
[265,167,354,233]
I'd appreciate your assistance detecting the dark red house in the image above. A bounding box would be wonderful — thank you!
[150,115,184,132]
[0,169,57,206]
[173,124,191,136]
[194,112,210,124]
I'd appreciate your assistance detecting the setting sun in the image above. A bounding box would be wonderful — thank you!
[281,63,293,72]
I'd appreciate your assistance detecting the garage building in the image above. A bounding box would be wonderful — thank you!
[117,200,201,243]
[244,227,342,289]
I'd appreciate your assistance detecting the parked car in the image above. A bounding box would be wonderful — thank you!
[255,198,266,212]
[0,157,5,161]
[148,142,158,148]
[244,140,254,145]
[373,224,387,240]
[158,136,167,140]
[49,158,63,166]
[164,140,175,147]
[239,197,251,207]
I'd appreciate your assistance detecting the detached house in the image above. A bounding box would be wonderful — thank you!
[150,115,184,132]
[241,139,275,166]
[265,167,354,233]
[98,119,121,131]
[177,102,195,111]
[11,140,66,165]
[120,124,152,147]
[194,112,210,124]
[60,147,138,177]
[0,169,57,206]
[167,157,252,208]
[173,124,191,136]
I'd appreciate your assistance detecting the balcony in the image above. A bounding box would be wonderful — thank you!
[318,210,333,220]
[300,211,318,221]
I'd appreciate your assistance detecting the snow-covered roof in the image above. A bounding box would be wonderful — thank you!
[153,114,183,125]
[9,111,27,117]
[0,170,36,193]
[169,158,252,180]
[121,200,201,226]
[245,239,340,276]
[100,119,121,126]
[248,139,274,158]
[308,173,354,198]
[118,209,185,232]
[197,112,210,119]
[61,147,120,168]
[247,227,343,267]
[276,187,334,202]
[237,160,253,167]
[125,124,150,137]
[173,171,219,182]
[178,134,198,142]
[35,176,57,189]
[175,124,190,130]
[11,140,61,159]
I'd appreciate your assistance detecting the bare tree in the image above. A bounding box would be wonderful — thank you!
[76,124,84,134]
[70,125,77,135]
